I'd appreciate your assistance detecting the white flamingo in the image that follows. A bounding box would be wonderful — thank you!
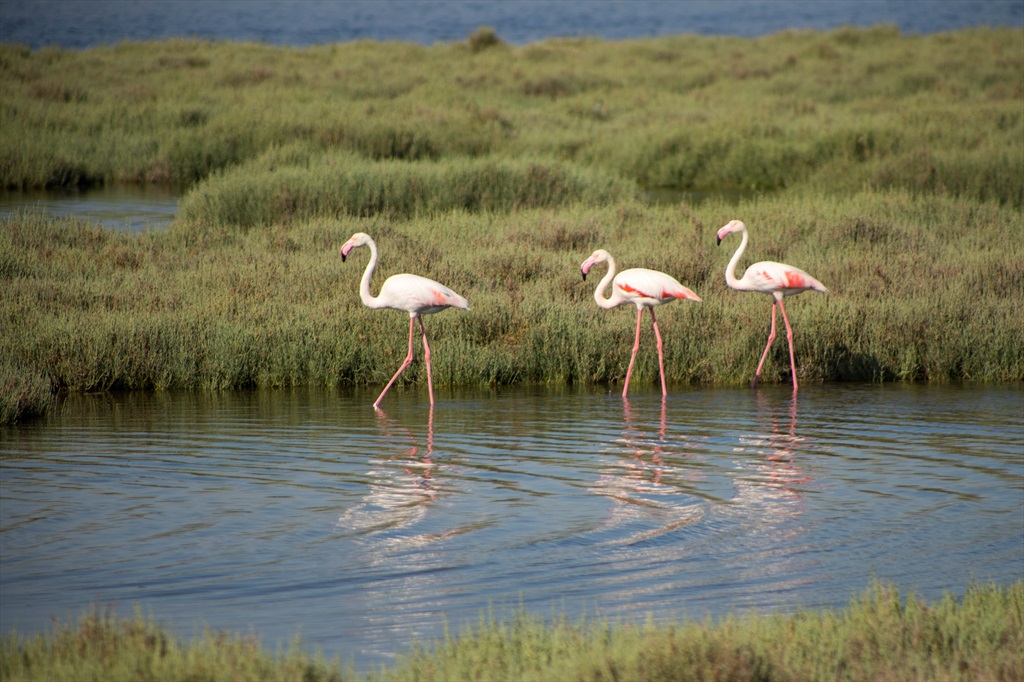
[341,232,469,408]
[716,220,827,391]
[581,249,702,397]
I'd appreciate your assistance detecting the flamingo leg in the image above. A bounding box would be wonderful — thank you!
[374,316,417,409]
[622,307,645,397]
[778,299,798,391]
[418,316,435,405]
[649,308,667,397]
[752,300,778,388]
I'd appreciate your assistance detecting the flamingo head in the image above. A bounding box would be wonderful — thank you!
[340,232,372,262]
[716,220,746,246]
[580,249,611,281]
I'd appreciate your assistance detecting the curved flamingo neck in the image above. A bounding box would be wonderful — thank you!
[592,254,621,310]
[358,238,386,309]
[724,227,749,290]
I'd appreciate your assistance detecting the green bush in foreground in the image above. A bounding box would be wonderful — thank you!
[2,581,1021,681]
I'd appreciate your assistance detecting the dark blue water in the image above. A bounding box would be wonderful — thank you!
[2,0,1021,50]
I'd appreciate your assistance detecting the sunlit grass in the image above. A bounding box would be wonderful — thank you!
[3,185,1023,423]
[1,27,1020,206]
[2,582,1021,682]
[2,26,1023,423]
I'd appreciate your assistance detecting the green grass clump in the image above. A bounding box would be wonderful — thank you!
[383,581,1024,681]
[2,582,1021,681]
[0,361,53,424]
[177,149,639,226]
[0,606,345,682]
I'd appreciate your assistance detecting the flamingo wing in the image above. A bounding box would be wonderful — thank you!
[379,274,470,315]
[614,268,702,306]
[742,261,827,296]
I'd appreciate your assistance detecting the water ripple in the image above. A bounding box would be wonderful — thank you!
[2,384,1022,669]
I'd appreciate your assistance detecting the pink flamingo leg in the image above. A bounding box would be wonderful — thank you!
[374,316,417,409]
[752,300,778,388]
[622,307,645,397]
[649,308,667,397]
[418,316,435,405]
[778,299,798,391]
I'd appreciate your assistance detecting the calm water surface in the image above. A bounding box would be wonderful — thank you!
[3,0,1021,49]
[2,384,1022,669]
[0,186,179,232]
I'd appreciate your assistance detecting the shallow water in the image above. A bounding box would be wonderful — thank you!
[0,186,178,231]
[2,384,1022,669]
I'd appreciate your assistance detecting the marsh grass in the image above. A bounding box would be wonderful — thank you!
[2,27,1023,423]
[3,185,1023,423]
[177,150,639,226]
[1,27,1020,206]
[0,606,345,682]
[2,582,1021,681]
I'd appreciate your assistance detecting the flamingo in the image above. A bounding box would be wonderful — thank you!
[340,232,469,408]
[716,220,827,391]
[581,249,702,397]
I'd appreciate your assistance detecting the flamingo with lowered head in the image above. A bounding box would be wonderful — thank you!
[716,219,827,391]
[340,232,469,408]
[581,249,702,397]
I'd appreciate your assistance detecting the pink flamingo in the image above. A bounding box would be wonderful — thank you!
[716,220,827,391]
[581,249,702,397]
[340,232,469,408]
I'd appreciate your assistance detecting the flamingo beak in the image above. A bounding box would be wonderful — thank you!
[716,236,722,246]
[580,257,595,281]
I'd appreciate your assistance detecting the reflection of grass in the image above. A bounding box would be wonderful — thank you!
[2,581,1021,681]
[2,27,1023,423]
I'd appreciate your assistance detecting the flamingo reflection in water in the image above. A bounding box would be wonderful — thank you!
[588,397,707,545]
[730,391,813,521]
[336,407,440,538]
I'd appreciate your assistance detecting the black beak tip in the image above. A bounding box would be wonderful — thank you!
[716,237,722,246]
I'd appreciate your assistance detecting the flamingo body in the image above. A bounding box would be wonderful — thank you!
[373,273,469,316]
[581,249,701,397]
[612,267,700,308]
[340,232,468,408]
[716,220,826,391]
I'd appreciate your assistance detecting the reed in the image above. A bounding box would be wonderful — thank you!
[2,581,1020,681]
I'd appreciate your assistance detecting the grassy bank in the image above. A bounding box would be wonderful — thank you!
[2,27,1023,423]
[2,581,1021,681]
[3,187,1023,423]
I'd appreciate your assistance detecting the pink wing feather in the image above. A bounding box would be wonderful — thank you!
[613,268,702,306]
[744,262,827,296]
